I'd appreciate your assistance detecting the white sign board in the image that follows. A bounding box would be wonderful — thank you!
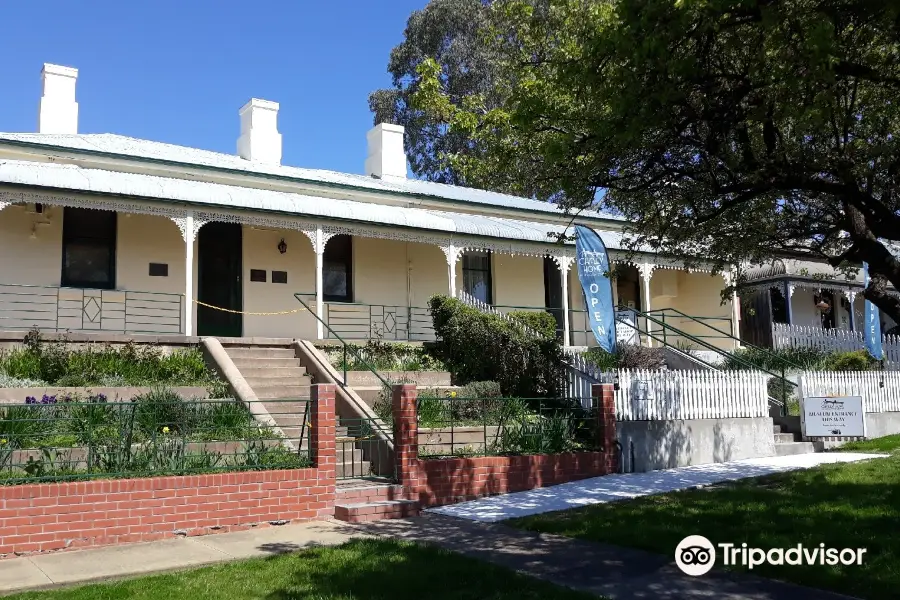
[801,396,866,438]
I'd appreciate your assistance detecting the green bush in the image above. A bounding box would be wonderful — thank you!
[582,344,666,370]
[428,296,565,398]
[823,350,877,371]
[724,346,827,372]
[321,339,446,372]
[508,311,558,338]
[0,329,224,389]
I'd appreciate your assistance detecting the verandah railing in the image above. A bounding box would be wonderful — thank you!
[0,283,183,335]
[0,395,312,485]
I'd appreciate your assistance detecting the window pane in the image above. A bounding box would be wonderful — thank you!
[324,264,349,299]
[462,251,490,271]
[64,242,113,286]
[463,270,491,303]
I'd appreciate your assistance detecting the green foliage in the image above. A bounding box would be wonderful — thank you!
[321,339,446,372]
[368,0,501,187]
[0,391,302,484]
[508,310,558,338]
[0,329,225,388]
[406,0,900,321]
[582,344,666,371]
[823,350,877,372]
[428,295,565,398]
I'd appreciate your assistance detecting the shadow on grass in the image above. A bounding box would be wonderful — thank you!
[258,538,593,600]
[510,456,900,600]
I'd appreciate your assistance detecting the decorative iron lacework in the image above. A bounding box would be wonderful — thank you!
[0,190,185,220]
[0,189,711,271]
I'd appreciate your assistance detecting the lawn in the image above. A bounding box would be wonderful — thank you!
[6,539,598,600]
[509,436,900,600]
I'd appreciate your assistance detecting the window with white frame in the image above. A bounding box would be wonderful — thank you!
[61,208,117,289]
[323,235,353,302]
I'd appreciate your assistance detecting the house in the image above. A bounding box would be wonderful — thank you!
[0,63,739,349]
[739,256,899,351]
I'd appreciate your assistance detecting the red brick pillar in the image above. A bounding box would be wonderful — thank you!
[392,384,420,500]
[310,384,336,515]
[592,383,618,473]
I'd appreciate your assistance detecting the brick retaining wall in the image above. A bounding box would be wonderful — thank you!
[0,385,336,556]
[392,384,617,507]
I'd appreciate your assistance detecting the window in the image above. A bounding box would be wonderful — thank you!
[323,235,353,302]
[61,208,117,289]
[462,251,492,304]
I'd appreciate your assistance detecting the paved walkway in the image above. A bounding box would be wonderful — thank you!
[428,452,886,522]
[0,521,371,595]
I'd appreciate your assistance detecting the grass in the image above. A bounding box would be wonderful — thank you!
[5,539,598,600]
[508,438,900,600]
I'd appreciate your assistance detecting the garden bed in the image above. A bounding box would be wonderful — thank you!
[0,329,227,396]
[0,389,308,483]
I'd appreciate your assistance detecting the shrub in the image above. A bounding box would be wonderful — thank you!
[823,350,876,371]
[508,311,558,338]
[724,346,827,372]
[428,296,565,398]
[582,344,666,370]
[459,380,501,398]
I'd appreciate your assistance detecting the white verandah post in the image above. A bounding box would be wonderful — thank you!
[315,226,325,340]
[639,263,654,347]
[184,212,194,336]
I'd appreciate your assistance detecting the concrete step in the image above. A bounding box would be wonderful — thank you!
[231,357,302,369]
[336,482,404,503]
[254,386,312,400]
[774,441,817,456]
[773,425,784,434]
[353,385,459,406]
[774,433,797,444]
[334,500,420,523]
[336,461,372,479]
[239,366,307,379]
[245,376,313,389]
[225,347,297,359]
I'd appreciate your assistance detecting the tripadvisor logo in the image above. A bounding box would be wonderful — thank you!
[674,535,867,577]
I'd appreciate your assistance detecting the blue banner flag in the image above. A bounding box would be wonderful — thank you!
[575,225,617,352]
[863,262,884,361]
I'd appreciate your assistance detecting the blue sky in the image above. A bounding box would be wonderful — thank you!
[0,0,425,174]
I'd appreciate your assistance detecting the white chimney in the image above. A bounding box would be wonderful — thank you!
[365,123,406,179]
[38,63,79,134]
[237,98,282,164]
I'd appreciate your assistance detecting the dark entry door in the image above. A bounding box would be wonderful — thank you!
[543,256,564,338]
[197,222,242,337]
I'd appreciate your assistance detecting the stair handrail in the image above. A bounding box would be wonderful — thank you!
[292,293,399,443]
[646,306,805,371]
[623,307,795,408]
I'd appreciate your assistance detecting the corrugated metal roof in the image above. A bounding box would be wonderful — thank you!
[0,132,622,222]
[0,159,629,250]
[745,258,864,285]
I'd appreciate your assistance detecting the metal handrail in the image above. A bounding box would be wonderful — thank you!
[621,308,795,408]
[646,306,805,371]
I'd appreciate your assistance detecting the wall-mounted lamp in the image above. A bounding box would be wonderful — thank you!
[277,238,287,254]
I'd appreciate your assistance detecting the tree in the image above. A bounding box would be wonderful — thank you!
[410,0,900,322]
[368,0,506,187]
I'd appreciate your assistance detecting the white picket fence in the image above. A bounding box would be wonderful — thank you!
[772,323,900,365]
[565,351,614,407]
[615,369,770,421]
[799,370,900,413]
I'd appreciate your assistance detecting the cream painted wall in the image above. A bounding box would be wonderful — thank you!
[789,288,823,328]
[407,242,449,307]
[241,227,316,339]
[665,271,733,349]
[353,237,409,307]
[492,254,545,309]
[117,214,185,295]
[0,204,63,286]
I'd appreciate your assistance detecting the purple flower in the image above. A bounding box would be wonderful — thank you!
[40,394,57,405]
[24,396,37,405]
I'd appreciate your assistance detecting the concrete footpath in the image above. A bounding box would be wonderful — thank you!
[0,521,371,595]
[0,514,861,599]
